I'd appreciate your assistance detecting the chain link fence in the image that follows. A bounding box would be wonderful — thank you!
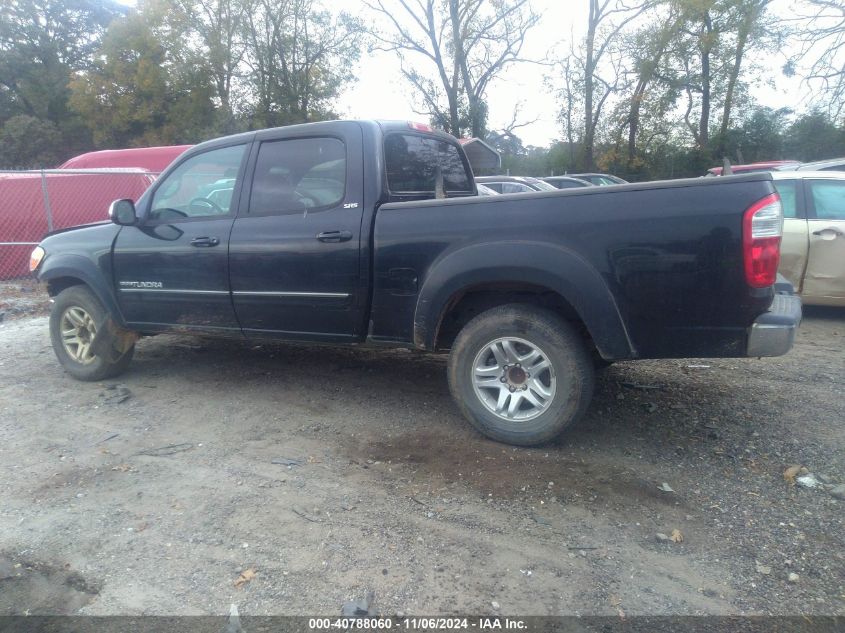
[0,169,159,280]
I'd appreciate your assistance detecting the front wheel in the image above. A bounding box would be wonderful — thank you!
[49,286,135,381]
[447,304,594,446]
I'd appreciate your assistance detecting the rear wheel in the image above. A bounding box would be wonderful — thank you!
[49,286,134,381]
[447,304,594,446]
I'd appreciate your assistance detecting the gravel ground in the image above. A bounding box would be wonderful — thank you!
[0,280,49,322]
[0,303,842,617]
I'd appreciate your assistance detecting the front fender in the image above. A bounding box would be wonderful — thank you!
[38,254,126,327]
[413,241,635,359]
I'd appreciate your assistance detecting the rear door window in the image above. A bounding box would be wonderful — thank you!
[384,134,472,195]
[249,137,346,215]
[808,180,845,220]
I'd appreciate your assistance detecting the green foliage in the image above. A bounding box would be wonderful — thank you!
[0,0,363,165]
[68,14,216,147]
[0,0,842,177]
[242,5,364,128]
[710,106,788,163]
[487,129,583,177]
[0,0,122,121]
[0,115,62,168]
[493,107,845,182]
[783,112,845,161]
[0,0,125,163]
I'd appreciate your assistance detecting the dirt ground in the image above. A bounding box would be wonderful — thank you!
[0,293,843,617]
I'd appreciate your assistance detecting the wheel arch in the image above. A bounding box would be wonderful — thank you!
[39,255,126,327]
[413,241,635,360]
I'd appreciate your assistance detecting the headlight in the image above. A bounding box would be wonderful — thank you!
[29,246,45,272]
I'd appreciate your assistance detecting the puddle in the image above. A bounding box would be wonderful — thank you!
[352,430,686,509]
[0,554,99,615]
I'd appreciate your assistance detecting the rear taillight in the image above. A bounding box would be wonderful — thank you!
[743,193,783,288]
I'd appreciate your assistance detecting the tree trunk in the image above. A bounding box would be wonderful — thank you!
[699,11,712,152]
[628,79,646,161]
[718,3,761,155]
[449,0,476,137]
[583,0,597,171]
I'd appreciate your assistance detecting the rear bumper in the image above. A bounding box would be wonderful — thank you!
[746,279,802,357]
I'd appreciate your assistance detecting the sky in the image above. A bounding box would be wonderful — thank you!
[335,0,810,146]
[335,0,590,146]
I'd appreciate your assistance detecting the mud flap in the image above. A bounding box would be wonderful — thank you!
[90,317,139,361]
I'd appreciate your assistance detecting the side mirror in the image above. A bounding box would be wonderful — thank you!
[109,199,137,226]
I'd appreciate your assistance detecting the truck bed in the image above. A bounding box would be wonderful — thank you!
[371,173,779,358]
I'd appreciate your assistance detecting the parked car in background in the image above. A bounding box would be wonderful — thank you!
[706,161,799,176]
[565,173,628,186]
[476,184,500,196]
[777,157,845,173]
[772,171,845,306]
[475,175,558,193]
[541,176,594,189]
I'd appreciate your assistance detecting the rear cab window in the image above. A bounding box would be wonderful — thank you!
[384,133,473,201]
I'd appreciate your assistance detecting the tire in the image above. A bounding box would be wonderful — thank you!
[447,304,594,446]
[49,285,135,381]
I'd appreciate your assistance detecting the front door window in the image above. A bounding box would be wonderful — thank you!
[149,144,247,222]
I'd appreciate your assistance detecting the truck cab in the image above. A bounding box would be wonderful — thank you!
[106,121,475,340]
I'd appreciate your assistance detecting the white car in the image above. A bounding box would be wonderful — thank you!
[771,171,845,306]
[777,157,845,172]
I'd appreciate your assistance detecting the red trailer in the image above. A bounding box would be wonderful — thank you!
[0,170,155,279]
[1,145,190,279]
[59,145,192,171]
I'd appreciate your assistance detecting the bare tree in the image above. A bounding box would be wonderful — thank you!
[622,2,681,162]
[716,0,772,155]
[554,38,582,167]
[241,0,364,127]
[677,4,714,150]
[147,0,247,127]
[365,0,538,137]
[578,0,656,170]
[785,0,845,122]
[665,0,777,155]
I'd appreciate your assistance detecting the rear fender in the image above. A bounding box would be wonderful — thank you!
[413,241,635,359]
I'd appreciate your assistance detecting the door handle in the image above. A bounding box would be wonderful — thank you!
[190,236,220,247]
[811,228,844,237]
[316,230,353,243]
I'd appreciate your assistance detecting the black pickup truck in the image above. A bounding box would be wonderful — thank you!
[30,120,801,446]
